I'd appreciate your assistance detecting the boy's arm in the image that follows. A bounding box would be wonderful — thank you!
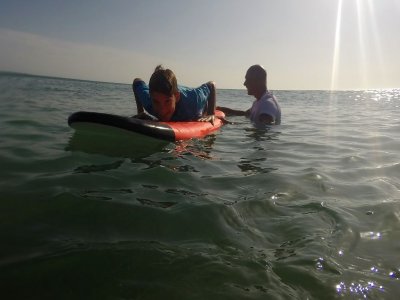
[206,81,216,116]
[132,78,144,114]
[198,81,216,124]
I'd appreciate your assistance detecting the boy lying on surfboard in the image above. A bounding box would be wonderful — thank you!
[132,65,216,124]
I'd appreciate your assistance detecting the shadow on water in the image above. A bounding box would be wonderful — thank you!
[234,126,281,175]
[73,160,125,173]
[171,135,217,160]
[244,126,282,142]
[237,158,278,175]
[66,123,220,162]
[66,127,169,159]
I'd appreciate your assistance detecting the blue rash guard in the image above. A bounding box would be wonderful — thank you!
[132,81,211,121]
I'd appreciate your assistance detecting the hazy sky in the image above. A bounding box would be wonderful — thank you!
[0,0,399,90]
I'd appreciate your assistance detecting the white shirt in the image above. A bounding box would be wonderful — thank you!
[249,91,281,125]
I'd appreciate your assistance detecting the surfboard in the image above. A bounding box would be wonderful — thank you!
[68,110,225,142]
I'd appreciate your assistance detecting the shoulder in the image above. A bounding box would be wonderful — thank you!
[201,81,216,97]
[132,78,147,90]
[206,81,216,90]
[260,92,274,101]
[205,81,216,94]
[133,78,145,86]
[180,83,209,97]
[195,81,216,93]
[259,93,279,107]
[133,78,144,83]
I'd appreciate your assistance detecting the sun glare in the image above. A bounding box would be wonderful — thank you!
[356,0,367,88]
[365,0,386,88]
[331,0,389,90]
[330,0,343,91]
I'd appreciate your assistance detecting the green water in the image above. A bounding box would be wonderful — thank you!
[1,73,400,299]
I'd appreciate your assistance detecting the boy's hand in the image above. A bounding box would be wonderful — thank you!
[198,115,215,125]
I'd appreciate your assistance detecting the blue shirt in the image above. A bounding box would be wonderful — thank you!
[133,81,211,121]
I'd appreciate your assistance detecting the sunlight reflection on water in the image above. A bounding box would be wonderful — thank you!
[336,280,384,298]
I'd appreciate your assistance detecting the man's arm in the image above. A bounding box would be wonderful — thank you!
[258,113,274,125]
[217,106,250,117]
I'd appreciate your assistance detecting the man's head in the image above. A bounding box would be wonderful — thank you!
[149,65,180,121]
[243,65,267,98]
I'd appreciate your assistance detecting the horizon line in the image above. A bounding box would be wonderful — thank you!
[1,70,399,92]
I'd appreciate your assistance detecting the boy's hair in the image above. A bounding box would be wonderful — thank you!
[149,65,178,96]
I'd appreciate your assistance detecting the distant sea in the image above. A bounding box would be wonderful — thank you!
[1,72,400,299]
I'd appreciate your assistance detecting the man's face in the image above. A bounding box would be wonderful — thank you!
[151,91,178,121]
[243,71,257,96]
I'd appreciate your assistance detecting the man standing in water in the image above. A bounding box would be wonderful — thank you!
[218,65,281,125]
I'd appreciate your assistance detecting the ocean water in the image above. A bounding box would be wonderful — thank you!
[1,72,400,300]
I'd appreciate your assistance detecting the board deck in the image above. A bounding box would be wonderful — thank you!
[68,111,225,142]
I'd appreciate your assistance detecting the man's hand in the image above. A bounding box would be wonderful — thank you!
[217,116,234,125]
[258,113,274,125]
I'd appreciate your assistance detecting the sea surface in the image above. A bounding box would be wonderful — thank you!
[1,72,400,299]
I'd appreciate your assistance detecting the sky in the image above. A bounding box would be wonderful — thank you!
[0,0,399,90]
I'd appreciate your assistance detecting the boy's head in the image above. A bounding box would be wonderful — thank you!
[149,65,180,121]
